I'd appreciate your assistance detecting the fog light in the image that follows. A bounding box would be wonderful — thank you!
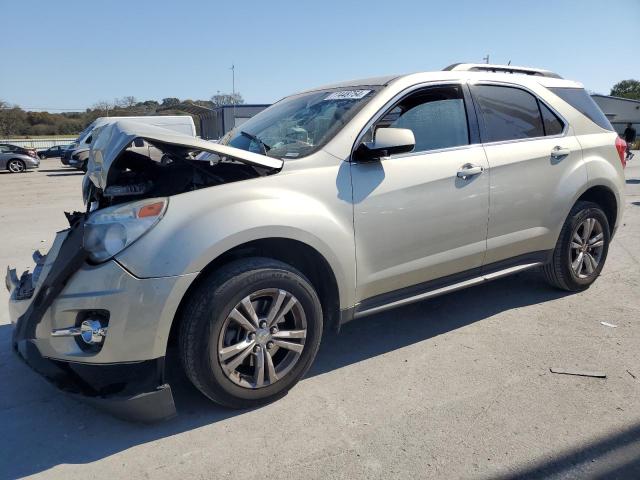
[80,319,108,345]
[51,318,108,345]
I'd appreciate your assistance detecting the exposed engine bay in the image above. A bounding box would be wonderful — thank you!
[85,143,273,209]
[84,121,284,210]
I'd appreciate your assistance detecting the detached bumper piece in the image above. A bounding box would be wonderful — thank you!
[15,340,175,423]
[6,250,45,300]
[11,214,176,422]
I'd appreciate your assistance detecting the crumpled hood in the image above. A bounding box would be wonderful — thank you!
[87,120,283,190]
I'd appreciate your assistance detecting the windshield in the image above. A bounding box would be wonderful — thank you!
[220,87,380,159]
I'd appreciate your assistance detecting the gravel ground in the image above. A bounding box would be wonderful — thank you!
[0,157,639,480]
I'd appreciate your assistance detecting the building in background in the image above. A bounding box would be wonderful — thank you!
[163,103,270,140]
[592,94,640,143]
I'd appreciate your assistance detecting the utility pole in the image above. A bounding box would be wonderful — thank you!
[231,63,236,122]
[483,54,490,64]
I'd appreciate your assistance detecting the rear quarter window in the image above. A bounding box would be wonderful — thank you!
[540,103,564,136]
[548,87,613,131]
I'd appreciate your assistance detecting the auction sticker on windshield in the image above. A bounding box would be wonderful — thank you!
[324,90,371,100]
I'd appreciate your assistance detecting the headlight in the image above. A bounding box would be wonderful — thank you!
[83,198,168,262]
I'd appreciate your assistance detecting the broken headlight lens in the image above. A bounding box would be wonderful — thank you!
[83,198,168,262]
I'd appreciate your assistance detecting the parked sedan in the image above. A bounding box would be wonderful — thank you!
[0,143,38,159]
[38,145,71,159]
[0,145,40,172]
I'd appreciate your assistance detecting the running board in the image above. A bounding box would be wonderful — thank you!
[354,262,542,318]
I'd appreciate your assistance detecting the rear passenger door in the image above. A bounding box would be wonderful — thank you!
[470,83,585,267]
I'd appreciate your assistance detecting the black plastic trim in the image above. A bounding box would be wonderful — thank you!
[462,83,481,145]
[14,340,176,423]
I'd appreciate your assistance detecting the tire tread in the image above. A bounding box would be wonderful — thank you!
[543,201,609,292]
[178,257,322,408]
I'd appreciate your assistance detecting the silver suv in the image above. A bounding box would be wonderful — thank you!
[7,64,627,421]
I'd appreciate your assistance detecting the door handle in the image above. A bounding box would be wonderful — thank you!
[457,163,484,179]
[551,146,570,159]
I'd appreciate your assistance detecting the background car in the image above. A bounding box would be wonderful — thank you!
[60,144,77,165]
[38,144,71,159]
[0,145,40,172]
[0,143,38,159]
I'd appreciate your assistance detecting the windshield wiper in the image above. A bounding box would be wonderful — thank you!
[240,130,271,155]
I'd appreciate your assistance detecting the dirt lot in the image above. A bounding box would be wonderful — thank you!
[1,158,639,479]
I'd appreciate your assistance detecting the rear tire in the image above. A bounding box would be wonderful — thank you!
[179,257,323,409]
[543,201,610,291]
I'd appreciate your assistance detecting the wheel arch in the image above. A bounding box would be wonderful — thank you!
[167,237,342,352]
[575,184,618,235]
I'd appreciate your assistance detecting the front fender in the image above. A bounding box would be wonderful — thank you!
[116,172,356,309]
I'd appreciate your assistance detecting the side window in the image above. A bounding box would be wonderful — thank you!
[374,85,469,153]
[540,103,564,136]
[548,87,613,131]
[473,85,544,142]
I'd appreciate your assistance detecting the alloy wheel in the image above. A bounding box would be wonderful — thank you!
[8,160,25,173]
[217,288,307,389]
[570,217,605,279]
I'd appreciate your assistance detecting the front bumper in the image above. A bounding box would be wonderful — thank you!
[15,340,176,422]
[8,220,197,421]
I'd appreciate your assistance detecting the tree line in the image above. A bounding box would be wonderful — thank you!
[0,92,244,138]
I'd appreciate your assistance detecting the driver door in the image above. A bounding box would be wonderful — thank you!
[351,83,490,307]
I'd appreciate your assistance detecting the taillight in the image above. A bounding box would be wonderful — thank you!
[615,137,627,169]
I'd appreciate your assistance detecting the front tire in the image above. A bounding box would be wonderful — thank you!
[7,159,26,173]
[179,257,323,408]
[543,201,610,291]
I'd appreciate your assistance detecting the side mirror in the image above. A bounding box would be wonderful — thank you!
[354,127,415,161]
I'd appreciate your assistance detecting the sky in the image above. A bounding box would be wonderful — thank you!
[1,0,639,112]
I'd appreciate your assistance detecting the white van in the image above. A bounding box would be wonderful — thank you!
[63,116,196,170]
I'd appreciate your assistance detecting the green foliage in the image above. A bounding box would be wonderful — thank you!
[0,92,243,137]
[211,92,244,106]
[610,79,640,100]
[161,97,180,107]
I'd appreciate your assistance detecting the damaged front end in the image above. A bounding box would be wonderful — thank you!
[84,120,283,209]
[7,121,283,422]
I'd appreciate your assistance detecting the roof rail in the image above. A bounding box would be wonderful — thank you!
[443,63,563,79]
